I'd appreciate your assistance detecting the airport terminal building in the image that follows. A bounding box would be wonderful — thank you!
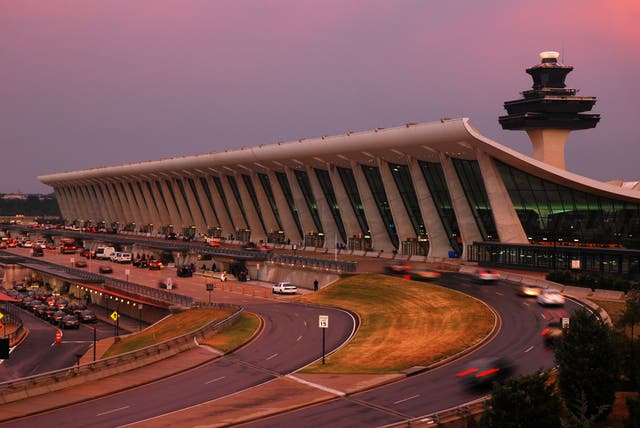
[38,53,640,274]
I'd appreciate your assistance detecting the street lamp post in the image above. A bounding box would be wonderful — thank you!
[138,304,143,331]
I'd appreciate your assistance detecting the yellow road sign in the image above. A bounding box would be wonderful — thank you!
[110,311,120,321]
[0,312,4,321]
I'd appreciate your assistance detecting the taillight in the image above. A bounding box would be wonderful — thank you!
[541,328,549,336]
[456,368,479,377]
[476,368,500,378]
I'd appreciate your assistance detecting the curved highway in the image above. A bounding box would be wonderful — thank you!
[241,273,578,427]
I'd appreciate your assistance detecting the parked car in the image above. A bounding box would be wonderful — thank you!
[99,265,113,274]
[456,357,514,388]
[133,258,148,268]
[473,268,500,283]
[517,284,543,297]
[176,265,193,277]
[74,260,88,268]
[76,309,97,323]
[148,259,163,270]
[61,314,80,329]
[165,232,177,240]
[272,282,297,295]
[537,289,566,306]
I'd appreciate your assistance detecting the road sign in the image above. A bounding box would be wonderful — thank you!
[0,312,4,321]
[319,315,329,329]
[110,311,120,321]
[562,317,570,329]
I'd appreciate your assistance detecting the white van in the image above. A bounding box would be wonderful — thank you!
[95,246,116,260]
[115,252,132,263]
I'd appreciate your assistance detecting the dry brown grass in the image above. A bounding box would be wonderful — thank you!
[298,274,495,374]
[199,312,261,353]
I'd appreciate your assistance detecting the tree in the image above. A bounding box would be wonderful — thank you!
[616,288,640,389]
[555,308,618,421]
[480,370,562,428]
[617,288,640,342]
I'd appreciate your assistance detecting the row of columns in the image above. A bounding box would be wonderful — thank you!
[51,153,529,258]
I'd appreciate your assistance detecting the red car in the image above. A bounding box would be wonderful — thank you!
[99,265,113,274]
[74,260,88,268]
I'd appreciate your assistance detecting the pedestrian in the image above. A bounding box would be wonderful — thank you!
[314,279,319,291]
[212,262,217,272]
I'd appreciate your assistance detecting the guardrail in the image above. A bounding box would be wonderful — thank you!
[0,303,242,405]
[267,253,358,273]
[381,397,489,427]
[1,251,194,308]
[0,306,24,347]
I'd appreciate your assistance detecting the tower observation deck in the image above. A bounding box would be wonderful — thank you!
[499,51,600,170]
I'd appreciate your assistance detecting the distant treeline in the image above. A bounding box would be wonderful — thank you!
[0,194,61,217]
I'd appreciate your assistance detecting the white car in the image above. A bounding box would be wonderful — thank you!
[537,289,565,306]
[272,282,297,295]
[473,268,500,283]
[517,284,543,297]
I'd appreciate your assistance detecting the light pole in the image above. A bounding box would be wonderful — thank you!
[138,304,143,331]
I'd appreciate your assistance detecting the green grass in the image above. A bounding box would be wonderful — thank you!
[102,307,234,358]
[297,274,494,374]
[199,312,261,353]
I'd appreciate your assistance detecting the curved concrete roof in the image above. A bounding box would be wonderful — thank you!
[39,117,640,204]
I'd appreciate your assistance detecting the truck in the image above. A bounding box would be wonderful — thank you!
[95,246,116,260]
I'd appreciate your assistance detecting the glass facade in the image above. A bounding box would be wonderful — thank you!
[361,165,399,249]
[496,160,640,245]
[419,161,461,255]
[174,179,195,222]
[337,167,369,236]
[186,178,207,225]
[275,171,303,239]
[212,176,235,230]
[294,169,323,233]
[257,173,283,231]
[388,163,427,239]
[226,175,250,229]
[315,168,346,242]
[452,159,498,241]
[199,177,220,226]
[242,174,267,234]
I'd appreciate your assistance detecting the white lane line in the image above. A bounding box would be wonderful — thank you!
[394,394,420,405]
[541,313,547,320]
[303,321,307,327]
[287,375,345,396]
[495,291,503,296]
[205,376,225,385]
[523,302,529,306]
[97,405,130,416]
[524,346,534,353]
[266,353,279,360]
[297,335,303,342]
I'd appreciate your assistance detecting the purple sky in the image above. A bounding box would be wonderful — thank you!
[1,1,638,194]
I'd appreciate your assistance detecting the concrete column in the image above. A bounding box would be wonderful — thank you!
[192,176,221,231]
[87,183,109,223]
[219,175,247,233]
[170,177,196,229]
[350,161,394,252]
[97,183,118,224]
[408,157,453,259]
[129,181,155,228]
[179,176,207,234]
[327,164,361,241]
[378,159,415,243]
[121,180,145,227]
[527,129,570,170]
[205,175,235,236]
[54,186,74,221]
[267,170,302,244]
[284,167,316,241]
[112,181,136,226]
[136,180,162,232]
[69,185,89,221]
[250,171,279,235]
[78,184,99,223]
[158,179,185,229]
[235,173,266,243]
[439,154,483,258]
[146,179,173,229]
[476,151,529,244]
[307,166,339,249]
[94,181,116,224]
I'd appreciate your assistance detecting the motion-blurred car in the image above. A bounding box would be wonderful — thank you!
[541,321,565,347]
[537,289,565,306]
[176,265,193,277]
[99,265,113,274]
[517,284,543,297]
[385,261,411,275]
[456,357,513,388]
[207,239,221,247]
[407,268,441,281]
[74,260,88,268]
[159,278,177,289]
[473,268,500,283]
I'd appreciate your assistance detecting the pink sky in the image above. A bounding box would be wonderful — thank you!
[1,1,639,193]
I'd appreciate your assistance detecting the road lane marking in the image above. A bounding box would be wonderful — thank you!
[303,321,307,327]
[205,376,225,384]
[495,291,503,296]
[97,405,130,416]
[524,346,534,353]
[541,313,547,320]
[394,394,420,404]
[288,375,345,396]
[266,353,278,360]
[297,335,303,342]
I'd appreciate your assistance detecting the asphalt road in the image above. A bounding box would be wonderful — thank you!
[241,273,578,427]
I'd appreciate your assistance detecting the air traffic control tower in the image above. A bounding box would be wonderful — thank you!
[499,51,600,170]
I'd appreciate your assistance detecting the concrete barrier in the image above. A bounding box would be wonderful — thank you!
[0,304,242,405]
